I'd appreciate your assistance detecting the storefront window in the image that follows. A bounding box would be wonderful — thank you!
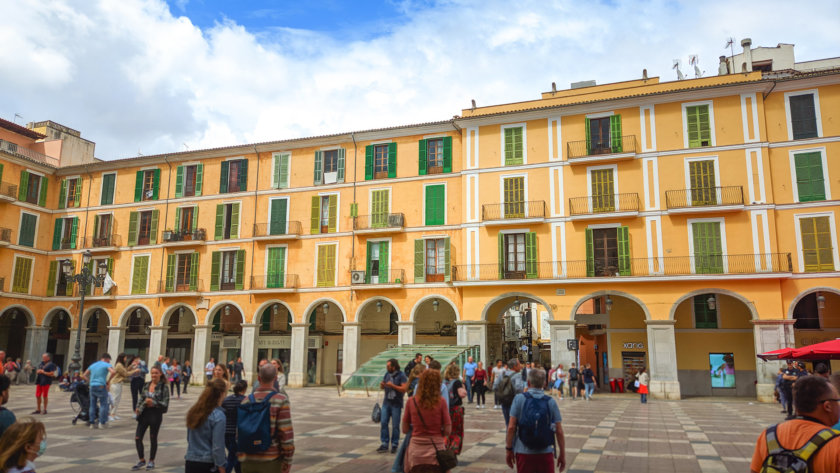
[709,353,735,388]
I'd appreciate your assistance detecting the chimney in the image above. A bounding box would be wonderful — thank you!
[741,38,753,72]
[718,55,728,75]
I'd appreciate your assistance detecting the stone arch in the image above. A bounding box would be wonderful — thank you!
[252,300,295,325]
[0,305,35,326]
[302,298,347,324]
[409,295,460,322]
[83,306,113,327]
[161,304,199,327]
[205,301,246,325]
[42,306,73,327]
[669,288,758,321]
[570,290,652,321]
[118,304,155,327]
[355,296,403,324]
[787,287,840,320]
[480,292,555,322]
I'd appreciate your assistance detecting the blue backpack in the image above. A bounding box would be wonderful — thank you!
[237,392,278,453]
[516,392,555,450]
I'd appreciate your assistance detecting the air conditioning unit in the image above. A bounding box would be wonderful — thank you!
[387,214,404,227]
[351,270,366,284]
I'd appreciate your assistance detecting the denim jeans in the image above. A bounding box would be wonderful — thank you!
[584,382,595,399]
[225,434,241,473]
[502,403,512,428]
[90,385,110,425]
[640,393,647,404]
[380,403,402,448]
[465,375,474,402]
[391,427,411,472]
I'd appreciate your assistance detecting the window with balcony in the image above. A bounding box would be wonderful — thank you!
[503,126,524,165]
[316,244,337,287]
[175,206,197,235]
[128,210,159,246]
[585,226,630,277]
[52,217,78,250]
[590,168,616,212]
[220,159,247,193]
[165,253,198,292]
[685,104,712,148]
[419,137,451,175]
[799,216,834,272]
[134,169,160,201]
[266,247,286,288]
[314,149,345,185]
[371,189,390,228]
[47,259,74,297]
[100,173,116,205]
[59,177,81,208]
[497,232,537,279]
[11,256,33,294]
[211,249,245,291]
[19,171,46,206]
[688,159,717,205]
[131,255,150,295]
[691,221,724,274]
[414,238,450,283]
[93,214,112,246]
[693,295,718,328]
[365,143,396,180]
[214,203,240,240]
[18,212,36,248]
[310,194,337,234]
[176,164,203,197]
[503,177,525,218]
[585,115,623,154]
[366,240,389,283]
[793,151,826,202]
[788,93,819,140]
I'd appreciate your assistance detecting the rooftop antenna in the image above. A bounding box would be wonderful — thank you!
[725,37,736,73]
[471,99,476,111]
[672,59,685,80]
[183,143,190,151]
[13,113,22,123]
[689,55,703,78]
[137,149,143,157]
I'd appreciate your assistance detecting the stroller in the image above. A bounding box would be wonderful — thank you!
[70,381,90,425]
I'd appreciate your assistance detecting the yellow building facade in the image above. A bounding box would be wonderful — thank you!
[0,61,838,401]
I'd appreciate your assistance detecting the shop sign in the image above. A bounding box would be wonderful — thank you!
[623,342,645,349]
[258,336,291,349]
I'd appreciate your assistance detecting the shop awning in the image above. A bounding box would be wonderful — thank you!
[756,347,795,361]
[757,339,840,361]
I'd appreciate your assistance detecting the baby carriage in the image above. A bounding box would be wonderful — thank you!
[70,381,90,425]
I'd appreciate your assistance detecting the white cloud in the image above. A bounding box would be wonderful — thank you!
[0,0,838,159]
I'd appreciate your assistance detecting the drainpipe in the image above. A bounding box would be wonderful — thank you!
[350,133,357,302]
[250,145,261,304]
[157,156,172,307]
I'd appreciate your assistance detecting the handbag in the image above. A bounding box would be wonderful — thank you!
[371,393,382,423]
[413,398,458,471]
[634,380,640,388]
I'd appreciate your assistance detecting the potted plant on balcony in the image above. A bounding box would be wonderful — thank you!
[162,230,173,241]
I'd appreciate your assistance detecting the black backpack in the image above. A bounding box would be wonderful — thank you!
[495,369,525,406]
[758,424,839,473]
[568,368,579,380]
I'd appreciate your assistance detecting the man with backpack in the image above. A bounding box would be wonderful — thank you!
[496,359,527,427]
[750,375,840,473]
[567,363,579,400]
[238,363,295,473]
[505,369,566,473]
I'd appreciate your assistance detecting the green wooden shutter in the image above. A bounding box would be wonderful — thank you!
[101,174,115,205]
[313,151,323,185]
[64,261,75,296]
[192,206,199,232]
[794,152,826,202]
[69,217,78,249]
[131,256,149,295]
[165,255,176,292]
[692,222,723,274]
[230,203,240,238]
[239,159,248,191]
[617,226,631,276]
[127,211,139,246]
[214,204,225,240]
[388,142,397,178]
[584,117,591,155]
[372,189,389,228]
[73,178,82,207]
[38,177,47,207]
[365,145,374,180]
[504,127,523,165]
[210,251,221,291]
[134,171,143,202]
[418,139,427,175]
[220,161,229,193]
[414,239,425,283]
[525,232,537,279]
[18,171,28,201]
[337,148,345,183]
[443,237,451,282]
[278,154,289,189]
[327,194,337,232]
[235,249,245,290]
[310,196,320,234]
[189,252,199,290]
[47,261,58,296]
[270,198,288,235]
[800,216,834,272]
[687,105,711,148]
[194,164,203,196]
[689,160,717,205]
[380,241,389,282]
[149,210,159,245]
[52,219,62,250]
[58,179,67,209]
[174,165,184,198]
[443,136,452,173]
[425,185,444,226]
[19,213,36,247]
[151,169,160,200]
[107,257,114,275]
[365,241,372,284]
[273,154,281,188]
[585,228,594,277]
[498,232,504,279]
[610,115,623,153]
[12,258,31,293]
[267,247,285,288]
[0,163,3,184]
[174,207,182,232]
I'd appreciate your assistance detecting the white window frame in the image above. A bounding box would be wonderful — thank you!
[220,200,243,238]
[788,147,831,203]
[263,244,289,280]
[422,182,447,226]
[63,175,81,206]
[267,196,290,235]
[17,211,39,247]
[100,172,117,205]
[23,169,44,202]
[316,192,340,233]
[271,152,291,189]
[366,237,392,283]
[793,212,839,273]
[499,173,529,218]
[681,100,717,149]
[784,89,823,141]
[368,186,393,216]
[684,156,721,205]
[686,217,728,274]
[130,254,152,295]
[12,254,34,294]
[314,241,339,287]
[500,123,528,166]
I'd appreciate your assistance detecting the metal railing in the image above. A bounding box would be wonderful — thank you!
[354,213,405,230]
[482,200,546,221]
[355,269,406,285]
[80,285,116,297]
[250,274,300,290]
[57,236,77,250]
[567,135,637,159]
[158,278,204,293]
[0,228,11,243]
[0,182,17,199]
[569,193,640,216]
[83,234,122,248]
[253,221,302,237]
[452,253,792,281]
[161,228,207,243]
[665,186,745,209]
[0,139,60,167]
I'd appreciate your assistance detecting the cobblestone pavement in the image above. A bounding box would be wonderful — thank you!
[4,384,783,472]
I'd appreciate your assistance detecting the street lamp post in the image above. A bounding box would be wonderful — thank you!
[63,250,107,377]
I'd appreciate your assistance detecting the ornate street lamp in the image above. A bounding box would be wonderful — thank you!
[63,250,107,377]
[605,295,613,313]
[432,299,440,312]
[707,295,717,311]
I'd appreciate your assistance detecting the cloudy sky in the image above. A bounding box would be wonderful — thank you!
[1,0,838,160]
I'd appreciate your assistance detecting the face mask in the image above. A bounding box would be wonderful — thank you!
[37,439,47,457]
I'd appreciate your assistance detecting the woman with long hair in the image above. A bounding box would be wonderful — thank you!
[110,353,139,422]
[443,363,465,455]
[132,366,170,471]
[212,364,230,392]
[402,369,452,473]
[0,418,46,473]
[406,364,425,397]
[271,359,286,392]
[472,361,487,408]
[184,379,227,473]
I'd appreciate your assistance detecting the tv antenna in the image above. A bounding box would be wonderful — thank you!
[672,59,685,80]
[725,37,736,71]
[13,113,22,123]
[689,55,703,78]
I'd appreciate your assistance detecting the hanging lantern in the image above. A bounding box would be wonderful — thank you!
[707,295,717,311]
[272,303,280,316]
[376,301,383,312]
[322,302,330,314]
[605,295,613,312]
[432,299,440,312]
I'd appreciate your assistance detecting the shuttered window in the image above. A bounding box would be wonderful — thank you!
[504,127,524,165]
[590,168,615,212]
[269,198,288,235]
[214,203,240,240]
[365,240,390,283]
[425,185,445,226]
[793,152,826,202]
[371,189,390,228]
[220,159,248,193]
[100,173,116,205]
[134,169,160,201]
[693,295,718,329]
[309,194,337,234]
[19,172,47,206]
[273,153,290,189]
[175,165,201,198]
[131,255,150,295]
[789,93,818,140]
[52,217,79,250]
[18,212,37,247]
[419,137,451,175]
[689,160,717,205]
[59,177,82,208]
[800,216,834,272]
[316,244,337,287]
[686,104,712,148]
[266,247,286,288]
[503,177,525,218]
[692,221,724,274]
[11,257,33,293]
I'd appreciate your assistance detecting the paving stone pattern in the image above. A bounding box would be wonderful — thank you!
[4,385,783,472]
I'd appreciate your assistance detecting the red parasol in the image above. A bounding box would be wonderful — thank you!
[788,339,840,360]
[756,347,795,361]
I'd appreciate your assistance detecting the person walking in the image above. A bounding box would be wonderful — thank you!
[0,418,47,473]
[567,363,579,400]
[444,363,466,456]
[0,375,16,437]
[637,367,650,403]
[32,353,56,415]
[582,363,596,401]
[490,360,505,409]
[169,360,182,399]
[402,369,452,473]
[108,353,139,422]
[132,366,170,471]
[780,360,799,418]
[505,369,566,473]
[185,379,227,473]
[182,361,193,394]
[221,380,247,473]
[130,357,148,419]
[21,360,33,385]
[238,363,295,473]
[232,358,244,384]
[377,358,407,454]
[404,353,422,376]
[497,359,527,427]
[205,358,216,384]
[473,362,487,408]
[3,359,17,385]
[551,364,565,400]
[84,353,115,428]
[462,356,477,404]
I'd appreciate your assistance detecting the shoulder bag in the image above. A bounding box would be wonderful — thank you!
[413,398,458,471]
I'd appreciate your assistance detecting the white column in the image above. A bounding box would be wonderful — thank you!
[107,326,126,360]
[341,322,361,383]
[192,325,212,385]
[147,326,168,368]
[753,319,795,402]
[240,323,259,385]
[548,320,577,369]
[24,326,49,368]
[288,323,309,388]
[396,321,415,346]
[455,321,488,366]
[646,320,681,400]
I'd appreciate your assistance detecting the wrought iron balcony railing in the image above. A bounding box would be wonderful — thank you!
[83,234,122,248]
[161,228,207,243]
[482,201,546,221]
[354,213,405,231]
[253,221,302,237]
[665,186,745,210]
[354,269,405,285]
[567,135,637,160]
[0,228,11,243]
[452,253,792,281]
[0,182,18,199]
[158,278,203,293]
[0,139,60,167]
[569,193,640,216]
[250,274,300,290]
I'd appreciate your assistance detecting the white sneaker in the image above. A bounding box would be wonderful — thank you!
[113,415,121,421]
